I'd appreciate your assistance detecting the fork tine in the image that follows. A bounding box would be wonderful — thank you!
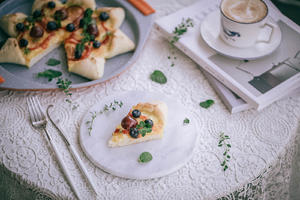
[32,96,44,121]
[32,96,45,120]
[27,97,37,122]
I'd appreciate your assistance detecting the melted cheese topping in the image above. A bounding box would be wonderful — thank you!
[64,19,113,62]
[19,28,65,64]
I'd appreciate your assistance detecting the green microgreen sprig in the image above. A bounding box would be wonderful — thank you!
[168,17,194,67]
[75,8,94,57]
[24,47,30,55]
[218,132,231,171]
[136,121,152,137]
[56,78,72,96]
[170,18,194,44]
[183,118,190,125]
[56,78,78,110]
[86,100,123,135]
[25,14,42,30]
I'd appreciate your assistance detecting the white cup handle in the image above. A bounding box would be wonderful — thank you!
[256,21,277,44]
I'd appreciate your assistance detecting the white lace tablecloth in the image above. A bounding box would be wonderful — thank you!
[1,0,300,199]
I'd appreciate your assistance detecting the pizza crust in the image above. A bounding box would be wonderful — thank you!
[0,38,26,66]
[105,29,135,59]
[96,7,125,30]
[32,0,63,12]
[68,55,105,80]
[108,101,168,148]
[66,0,96,10]
[0,13,27,37]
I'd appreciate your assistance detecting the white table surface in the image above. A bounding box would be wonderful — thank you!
[0,0,300,199]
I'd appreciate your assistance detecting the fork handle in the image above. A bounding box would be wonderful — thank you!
[69,144,98,195]
[44,128,81,200]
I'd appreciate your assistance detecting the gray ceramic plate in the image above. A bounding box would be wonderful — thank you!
[0,0,154,90]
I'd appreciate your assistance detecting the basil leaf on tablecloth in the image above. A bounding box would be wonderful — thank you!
[150,70,167,84]
[183,118,190,124]
[199,99,214,109]
[37,69,62,81]
[138,152,153,163]
[46,58,61,66]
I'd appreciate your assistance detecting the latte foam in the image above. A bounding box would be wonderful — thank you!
[221,0,267,23]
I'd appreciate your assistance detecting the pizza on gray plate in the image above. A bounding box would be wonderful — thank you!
[0,0,135,80]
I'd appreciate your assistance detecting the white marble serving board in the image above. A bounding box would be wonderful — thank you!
[79,91,199,179]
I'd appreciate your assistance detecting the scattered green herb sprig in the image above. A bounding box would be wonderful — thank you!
[56,78,79,110]
[86,100,123,135]
[168,18,194,67]
[138,152,152,163]
[25,14,42,32]
[65,98,79,110]
[26,16,39,27]
[200,99,214,109]
[170,18,194,45]
[150,70,167,84]
[56,78,72,96]
[46,58,61,66]
[36,58,78,110]
[24,47,30,55]
[218,132,231,171]
[75,8,94,56]
[136,121,152,137]
[55,18,62,28]
[37,69,62,81]
[183,118,190,125]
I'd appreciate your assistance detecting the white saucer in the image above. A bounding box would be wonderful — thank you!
[79,91,198,179]
[200,11,282,60]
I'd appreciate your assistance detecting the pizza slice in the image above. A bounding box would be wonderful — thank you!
[0,13,27,37]
[0,15,64,67]
[108,101,168,148]
[0,3,67,67]
[64,7,134,80]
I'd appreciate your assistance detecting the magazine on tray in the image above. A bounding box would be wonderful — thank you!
[154,0,300,110]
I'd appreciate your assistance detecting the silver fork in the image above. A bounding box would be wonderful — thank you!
[27,96,81,200]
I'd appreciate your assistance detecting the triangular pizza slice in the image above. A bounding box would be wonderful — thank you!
[0,12,64,67]
[64,7,135,80]
[108,101,168,148]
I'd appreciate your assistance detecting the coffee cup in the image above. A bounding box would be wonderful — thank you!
[220,0,277,48]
